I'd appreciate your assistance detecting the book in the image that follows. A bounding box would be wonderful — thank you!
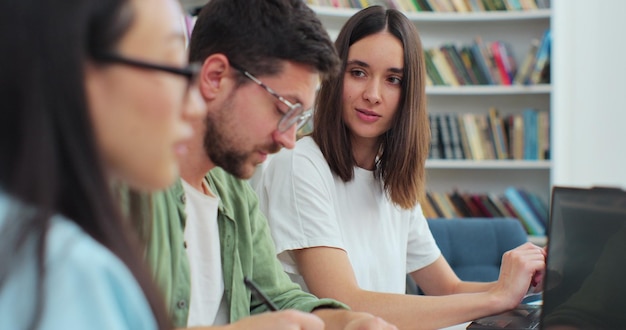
[529,29,551,84]
[456,113,474,159]
[469,42,495,85]
[517,189,548,227]
[460,46,488,85]
[462,113,485,160]
[428,114,442,159]
[513,38,540,85]
[446,113,465,159]
[449,190,474,217]
[475,114,496,160]
[436,113,455,159]
[522,108,538,160]
[487,193,516,218]
[420,194,441,219]
[462,193,488,217]
[423,49,446,86]
[537,111,550,159]
[490,41,512,85]
[505,187,546,235]
[471,194,495,217]
[440,44,471,85]
[507,114,525,160]
[466,0,485,11]
[428,48,460,86]
[488,107,509,159]
[450,0,471,11]
[474,37,502,85]
[426,192,446,218]
[432,192,455,218]
[448,44,481,85]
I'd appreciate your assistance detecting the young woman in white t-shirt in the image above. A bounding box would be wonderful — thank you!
[256,5,546,329]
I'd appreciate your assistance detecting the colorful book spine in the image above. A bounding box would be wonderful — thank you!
[505,187,545,235]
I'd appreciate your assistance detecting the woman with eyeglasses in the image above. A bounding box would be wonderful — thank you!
[0,0,204,328]
[256,6,546,329]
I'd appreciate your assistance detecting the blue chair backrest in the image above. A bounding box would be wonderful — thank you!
[407,218,527,295]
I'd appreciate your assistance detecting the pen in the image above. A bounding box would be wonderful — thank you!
[244,276,278,311]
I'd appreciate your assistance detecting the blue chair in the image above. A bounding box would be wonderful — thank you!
[407,218,528,294]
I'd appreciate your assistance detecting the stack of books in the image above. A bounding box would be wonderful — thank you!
[428,108,550,161]
[424,29,551,87]
[306,0,551,12]
[421,187,548,235]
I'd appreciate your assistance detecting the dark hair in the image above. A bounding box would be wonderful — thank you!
[312,6,430,209]
[189,0,340,80]
[0,0,169,328]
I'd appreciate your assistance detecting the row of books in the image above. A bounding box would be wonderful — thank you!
[421,187,548,235]
[429,108,549,161]
[425,30,550,86]
[307,0,550,12]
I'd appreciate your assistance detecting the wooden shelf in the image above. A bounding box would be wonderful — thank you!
[426,160,552,170]
[426,84,551,95]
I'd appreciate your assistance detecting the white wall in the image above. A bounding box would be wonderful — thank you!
[552,0,626,188]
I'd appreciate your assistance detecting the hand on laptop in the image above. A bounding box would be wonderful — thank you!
[492,242,547,309]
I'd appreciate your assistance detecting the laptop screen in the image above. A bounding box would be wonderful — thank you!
[541,186,626,329]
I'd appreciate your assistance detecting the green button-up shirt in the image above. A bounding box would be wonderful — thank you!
[146,168,346,327]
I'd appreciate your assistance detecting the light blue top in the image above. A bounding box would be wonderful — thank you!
[0,192,157,329]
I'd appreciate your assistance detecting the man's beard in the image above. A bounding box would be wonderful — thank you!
[202,96,280,179]
[203,111,252,179]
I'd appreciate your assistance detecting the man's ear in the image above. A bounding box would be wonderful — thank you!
[198,53,233,100]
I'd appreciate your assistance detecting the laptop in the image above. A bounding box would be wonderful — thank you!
[467,186,626,329]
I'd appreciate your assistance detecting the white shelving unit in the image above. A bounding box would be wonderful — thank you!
[311,5,552,204]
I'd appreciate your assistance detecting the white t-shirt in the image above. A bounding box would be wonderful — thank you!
[182,179,229,326]
[255,136,440,294]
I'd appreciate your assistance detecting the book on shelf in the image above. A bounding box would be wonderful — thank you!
[513,38,539,85]
[469,42,495,85]
[475,114,497,160]
[504,187,546,235]
[420,193,441,218]
[436,113,455,159]
[424,189,549,236]
[538,111,550,160]
[428,114,443,159]
[456,114,473,159]
[308,0,549,11]
[429,110,548,161]
[426,192,446,217]
[446,113,465,159]
[460,46,489,85]
[487,107,509,160]
[529,28,551,85]
[522,108,538,160]
[424,49,446,86]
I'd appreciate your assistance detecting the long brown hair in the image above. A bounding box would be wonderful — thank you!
[312,5,430,209]
[0,0,170,328]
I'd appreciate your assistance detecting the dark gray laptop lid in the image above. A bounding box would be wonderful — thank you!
[541,186,626,329]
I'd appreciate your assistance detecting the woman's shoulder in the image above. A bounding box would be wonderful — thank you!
[274,136,325,165]
[0,193,156,329]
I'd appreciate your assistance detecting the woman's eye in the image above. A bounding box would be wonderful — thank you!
[389,76,402,85]
[350,69,366,77]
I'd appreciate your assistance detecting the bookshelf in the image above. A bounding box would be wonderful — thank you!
[310,3,552,236]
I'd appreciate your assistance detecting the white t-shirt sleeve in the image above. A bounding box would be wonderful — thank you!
[406,203,441,273]
[256,138,345,274]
